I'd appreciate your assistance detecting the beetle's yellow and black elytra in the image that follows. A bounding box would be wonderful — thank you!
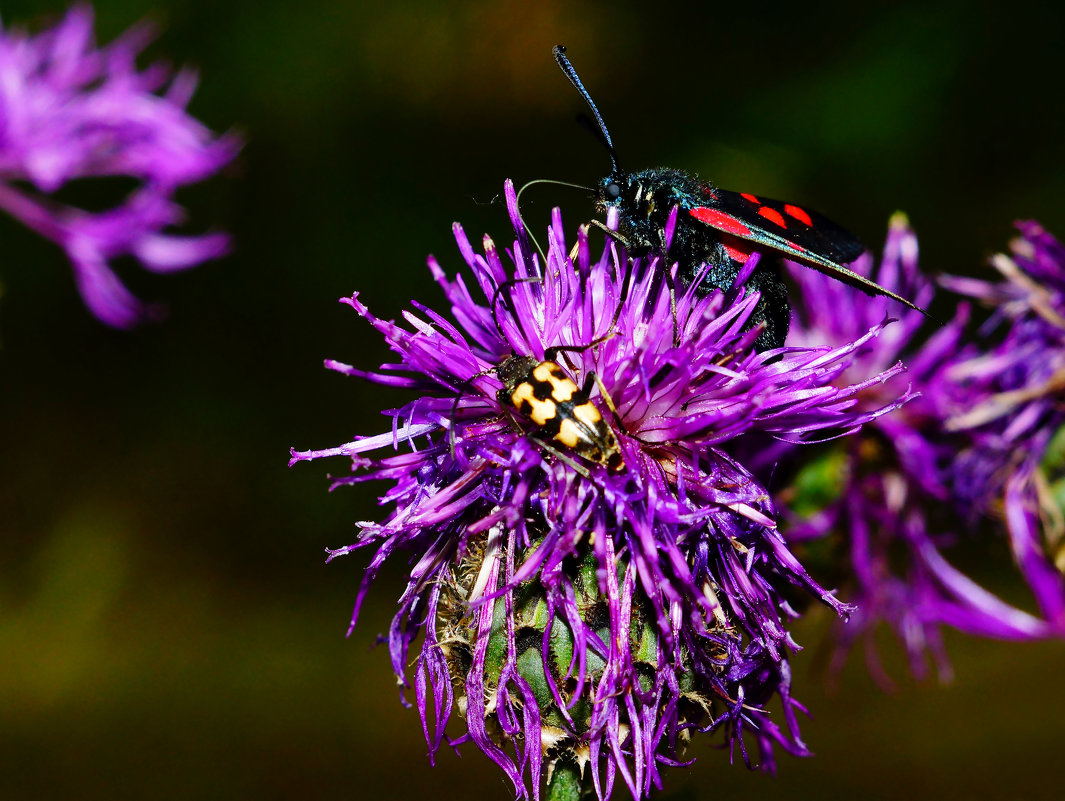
[496,354,624,473]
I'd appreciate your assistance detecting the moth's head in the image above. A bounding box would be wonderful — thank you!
[596,172,635,213]
[596,172,663,225]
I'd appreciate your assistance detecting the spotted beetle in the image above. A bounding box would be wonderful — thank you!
[448,278,626,476]
[495,351,624,474]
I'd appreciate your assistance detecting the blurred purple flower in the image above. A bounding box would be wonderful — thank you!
[0,6,238,327]
[783,215,1064,682]
[292,181,910,799]
[939,222,1065,625]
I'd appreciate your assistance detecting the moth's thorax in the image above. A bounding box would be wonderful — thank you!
[597,168,718,255]
[593,169,789,351]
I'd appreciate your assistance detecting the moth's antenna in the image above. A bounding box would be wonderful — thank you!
[515,178,595,269]
[516,178,594,202]
[553,45,619,174]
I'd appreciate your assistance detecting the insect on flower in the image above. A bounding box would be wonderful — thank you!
[292,181,919,799]
[552,45,928,350]
[494,349,625,475]
[453,280,626,476]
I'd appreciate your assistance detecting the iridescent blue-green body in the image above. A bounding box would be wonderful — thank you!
[554,44,924,351]
[597,167,794,350]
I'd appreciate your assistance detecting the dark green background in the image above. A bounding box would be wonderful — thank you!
[1,1,1063,799]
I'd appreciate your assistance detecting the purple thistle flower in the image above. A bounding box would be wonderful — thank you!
[783,215,1065,682]
[938,222,1065,624]
[0,6,238,327]
[292,180,911,799]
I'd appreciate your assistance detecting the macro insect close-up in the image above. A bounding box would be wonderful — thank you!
[448,275,627,477]
[2,4,1064,801]
[492,350,625,475]
[551,45,926,351]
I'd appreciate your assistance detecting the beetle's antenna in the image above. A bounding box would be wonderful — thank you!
[553,45,619,174]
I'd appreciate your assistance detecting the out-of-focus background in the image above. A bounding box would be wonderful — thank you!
[2,1,1064,799]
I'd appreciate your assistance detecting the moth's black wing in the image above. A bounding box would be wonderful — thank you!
[689,189,923,313]
[717,191,865,263]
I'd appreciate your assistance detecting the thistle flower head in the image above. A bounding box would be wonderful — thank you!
[292,181,911,799]
[783,216,1065,682]
[937,222,1065,624]
[0,6,238,326]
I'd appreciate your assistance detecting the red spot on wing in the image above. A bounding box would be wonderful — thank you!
[689,207,752,236]
[722,241,752,263]
[784,204,813,226]
[757,206,787,228]
[740,192,760,204]
[787,241,807,253]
